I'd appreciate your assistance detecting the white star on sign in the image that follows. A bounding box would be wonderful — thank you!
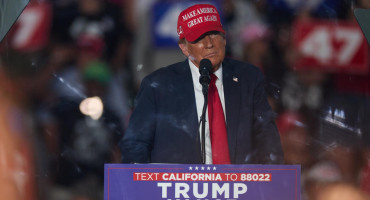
[213,166,217,170]
[189,166,193,170]
[207,166,211,170]
[195,166,199,170]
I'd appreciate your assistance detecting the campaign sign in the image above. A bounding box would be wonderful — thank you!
[3,1,52,51]
[292,20,369,74]
[104,164,300,200]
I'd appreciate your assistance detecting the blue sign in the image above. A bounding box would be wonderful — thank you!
[104,164,301,200]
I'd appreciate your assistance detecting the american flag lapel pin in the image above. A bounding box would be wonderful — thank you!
[233,77,238,82]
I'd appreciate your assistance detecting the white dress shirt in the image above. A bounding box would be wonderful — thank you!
[189,60,226,164]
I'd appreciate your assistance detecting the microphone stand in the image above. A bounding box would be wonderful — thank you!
[199,83,208,164]
[198,58,212,164]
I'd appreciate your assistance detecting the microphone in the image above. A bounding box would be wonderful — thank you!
[199,59,212,86]
[198,58,212,164]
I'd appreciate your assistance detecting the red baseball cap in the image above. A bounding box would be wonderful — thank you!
[177,4,225,42]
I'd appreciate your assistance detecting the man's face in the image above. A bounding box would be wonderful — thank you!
[179,31,226,71]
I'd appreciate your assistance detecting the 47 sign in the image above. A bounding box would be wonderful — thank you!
[3,1,52,52]
[293,20,369,74]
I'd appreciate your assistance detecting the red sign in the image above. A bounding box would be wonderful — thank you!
[5,2,52,52]
[292,20,369,74]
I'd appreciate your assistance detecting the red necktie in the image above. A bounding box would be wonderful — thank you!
[208,74,231,164]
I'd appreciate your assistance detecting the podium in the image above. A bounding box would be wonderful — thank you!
[104,163,300,200]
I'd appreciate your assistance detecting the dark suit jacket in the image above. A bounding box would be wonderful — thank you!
[120,58,283,164]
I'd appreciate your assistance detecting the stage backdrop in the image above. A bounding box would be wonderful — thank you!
[105,163,300,200]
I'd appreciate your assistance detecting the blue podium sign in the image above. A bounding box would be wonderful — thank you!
[104,164,300,200]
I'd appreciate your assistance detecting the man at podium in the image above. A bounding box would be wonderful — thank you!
[119,3,283,165]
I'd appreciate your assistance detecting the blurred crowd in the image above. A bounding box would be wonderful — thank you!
[0,0,370,199]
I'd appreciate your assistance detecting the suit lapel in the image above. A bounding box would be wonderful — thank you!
[174,60,202,160]
[222,59,241,162]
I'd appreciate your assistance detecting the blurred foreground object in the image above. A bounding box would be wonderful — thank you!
[354,8,370,45]
[316,182,370,200]
[0,61,37,200]
[0,84,37,200]
[0,0,29,42]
